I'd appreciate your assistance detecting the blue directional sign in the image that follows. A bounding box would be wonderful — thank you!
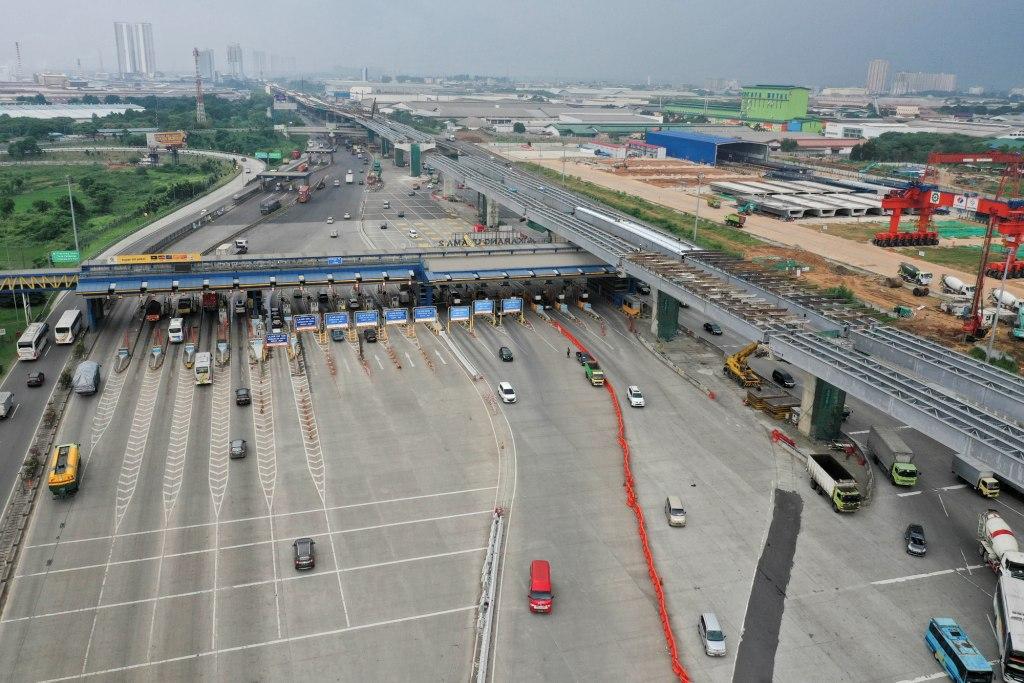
[293,314,319,331]
[473,299,495,315]
[355,310,379,327]
[326,256,343,266]
[266,332,289,347]
[384,308,408,324]
[449,306,471,322]
[414,306,438,322]
[501,297,523,314]
[324,312,350,329]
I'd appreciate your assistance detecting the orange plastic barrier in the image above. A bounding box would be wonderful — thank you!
[551,322,690,682]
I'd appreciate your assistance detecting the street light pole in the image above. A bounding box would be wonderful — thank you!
[986,244,1014,361]
[66,175,80,256]
[693,172,705,242]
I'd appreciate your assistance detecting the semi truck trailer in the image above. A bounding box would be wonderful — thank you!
[807,453,862,512]
[867,426,919,486]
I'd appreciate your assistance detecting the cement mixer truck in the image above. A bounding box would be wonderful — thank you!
[940,274,975,297]
[978,509,1024,577]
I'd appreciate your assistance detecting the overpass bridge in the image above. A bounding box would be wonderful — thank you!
[424,148,1024,487]
[268,84,436,176]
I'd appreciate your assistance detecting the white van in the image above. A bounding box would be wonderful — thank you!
[168,317,185,343]
[664,496,686,527]
[698,613,727,657]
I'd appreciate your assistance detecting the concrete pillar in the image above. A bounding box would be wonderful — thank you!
[485,198,500,228]
[477,194,488,223]
[654,288,679,341]
[367,130,376,143]
[86,297,105,330]
[650,286,659,335]
[797,376,846,440]
[394,148,406,167]
[442,175,455,198]
[410,144,421,177]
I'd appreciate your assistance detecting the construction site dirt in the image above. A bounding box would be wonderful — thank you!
[527,157,1023,368]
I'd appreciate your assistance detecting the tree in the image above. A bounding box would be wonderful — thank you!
[103,94,122,104]
[512,122,526,134]
[780,139,798,152]
[7,136,43,159]
[91,188,115,214]
[80,95,100,104]
[0,196,14,217]
[31,199,53,213]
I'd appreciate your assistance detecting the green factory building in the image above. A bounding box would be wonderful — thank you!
[740,85,809,122]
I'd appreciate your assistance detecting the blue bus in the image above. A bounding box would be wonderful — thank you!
[925,618,993,683]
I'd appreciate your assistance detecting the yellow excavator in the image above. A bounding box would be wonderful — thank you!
[724,341,763,388]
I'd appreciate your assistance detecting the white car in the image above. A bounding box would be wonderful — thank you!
[245,168,252,174]
[326,216,334,224]
[627,385,645,407]
[498,381,517,404]
[408,228,419,238]
[333,179,341,187]
[343,212,351,220]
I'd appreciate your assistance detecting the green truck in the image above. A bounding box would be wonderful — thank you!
[585,361,605,386]
[867,426,919,486]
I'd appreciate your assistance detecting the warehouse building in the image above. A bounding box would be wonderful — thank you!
[645,130,768,165]
[740,85,810,121]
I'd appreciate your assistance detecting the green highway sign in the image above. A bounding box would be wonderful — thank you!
[50,250,80,264]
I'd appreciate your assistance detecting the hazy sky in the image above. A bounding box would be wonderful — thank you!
[6,0,1023,88]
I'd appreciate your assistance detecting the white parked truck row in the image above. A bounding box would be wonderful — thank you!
[979,509,1024,577]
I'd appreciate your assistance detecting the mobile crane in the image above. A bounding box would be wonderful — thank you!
[724,341,763,388]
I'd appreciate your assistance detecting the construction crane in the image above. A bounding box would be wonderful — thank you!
[882,152,1024,337]
[723,341,763,388]
[192,48,207,127]
[875,152,1023,247]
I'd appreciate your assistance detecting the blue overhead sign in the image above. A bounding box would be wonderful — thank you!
[266,333,289,347]
[501,297,523,314]
[355,310,379,327]
[326,257,343,266]
[473,299,495,315]
[293,314,319,331]
[324,312,350,328]
[384,308,408,325]
[449,306,471,322]
[414,306,437,322]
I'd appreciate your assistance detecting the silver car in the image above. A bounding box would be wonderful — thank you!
[698,613,726,657]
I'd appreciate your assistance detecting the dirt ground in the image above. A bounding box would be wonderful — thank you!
[528,157,1023,366]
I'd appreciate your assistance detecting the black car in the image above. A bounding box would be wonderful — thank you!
[703,322,722,335]
[26,371,45,388]
[380,223,388,230]
[637,283,651,296]
[499,346,513,362]
[575,351,591,365]
[397,210,405,218]
[772,369,795,388]
[363,328,378,343]
[330,328,346,342]
[235,388,251,406]
[358,180,364,185]
[904,524,927,556]
[408,190,416,196]
[229,439,247,459]
[293,537,316,569]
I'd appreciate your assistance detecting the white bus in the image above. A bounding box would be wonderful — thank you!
[17,322,50,361]
[54,309,83,345]
[168,318,185,344]
[194,352,212,385]
[994,573,1024,682]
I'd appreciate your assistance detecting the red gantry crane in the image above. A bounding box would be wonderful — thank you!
[877,152,1024,337]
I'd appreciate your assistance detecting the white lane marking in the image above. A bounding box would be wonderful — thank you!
[434,349,448,365]
[42,605,477,681]
[995,498,1024,519]
[25,486,497,550]
[375,355,384,370]
[248,351,281,637]
[847,429,868,435]
[870,564,985,586]
[961,549,970,574]
[938,484,966,492]
[342,357,351,373]
[15,510,494,579]
[8,404,19,420]
[937,491,949,517]
[207,365,232,650]
[289,330,349,627]
[896,661,999,683]
[404,351,415,368]
[896,491,922,497]
[162,359,194,516]
[10,548,485,624]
